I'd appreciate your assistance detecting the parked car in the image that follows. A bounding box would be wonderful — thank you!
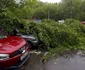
[13,29,38,49]
[80,21,85,24]
[0,28,30,69]
[58,20,64,23]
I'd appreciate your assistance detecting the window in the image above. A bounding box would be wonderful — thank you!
[0,31,7,39]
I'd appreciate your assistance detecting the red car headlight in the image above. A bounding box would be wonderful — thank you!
[0,54,9,60]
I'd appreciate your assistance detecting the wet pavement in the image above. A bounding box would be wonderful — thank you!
[20,52,44,70]
[20,50,85,70]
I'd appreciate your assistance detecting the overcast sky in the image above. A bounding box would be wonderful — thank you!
[39,0,61,3]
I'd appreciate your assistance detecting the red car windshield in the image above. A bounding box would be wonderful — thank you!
[0,31,7,39]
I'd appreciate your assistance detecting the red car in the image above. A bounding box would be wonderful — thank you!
[0,29,30,69]
[80,21,85,24]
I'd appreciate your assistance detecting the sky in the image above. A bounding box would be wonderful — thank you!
[39,0,61,3]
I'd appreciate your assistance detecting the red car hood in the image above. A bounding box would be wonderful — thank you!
[0,36,26,54]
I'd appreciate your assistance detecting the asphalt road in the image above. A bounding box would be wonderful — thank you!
[20,51,85,70]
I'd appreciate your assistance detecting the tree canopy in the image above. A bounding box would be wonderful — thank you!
[33,0,85,21]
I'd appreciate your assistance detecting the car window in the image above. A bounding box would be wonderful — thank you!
[0,31,7,39]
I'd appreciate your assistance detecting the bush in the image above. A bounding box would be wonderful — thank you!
[41,19,56,23]
[24,19,83,51]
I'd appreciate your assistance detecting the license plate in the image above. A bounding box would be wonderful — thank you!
[20,51,28,60]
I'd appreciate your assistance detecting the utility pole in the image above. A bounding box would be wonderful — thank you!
[70,0,72,18]
[48,10,50,19]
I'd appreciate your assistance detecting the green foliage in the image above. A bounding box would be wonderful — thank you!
[0,0,37,33]
[24,19,85,52]
[33,0,85,21]
[0,16,25,34]
[41,19,56,23]
[16,0,37,19]
[33,3,59,20]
